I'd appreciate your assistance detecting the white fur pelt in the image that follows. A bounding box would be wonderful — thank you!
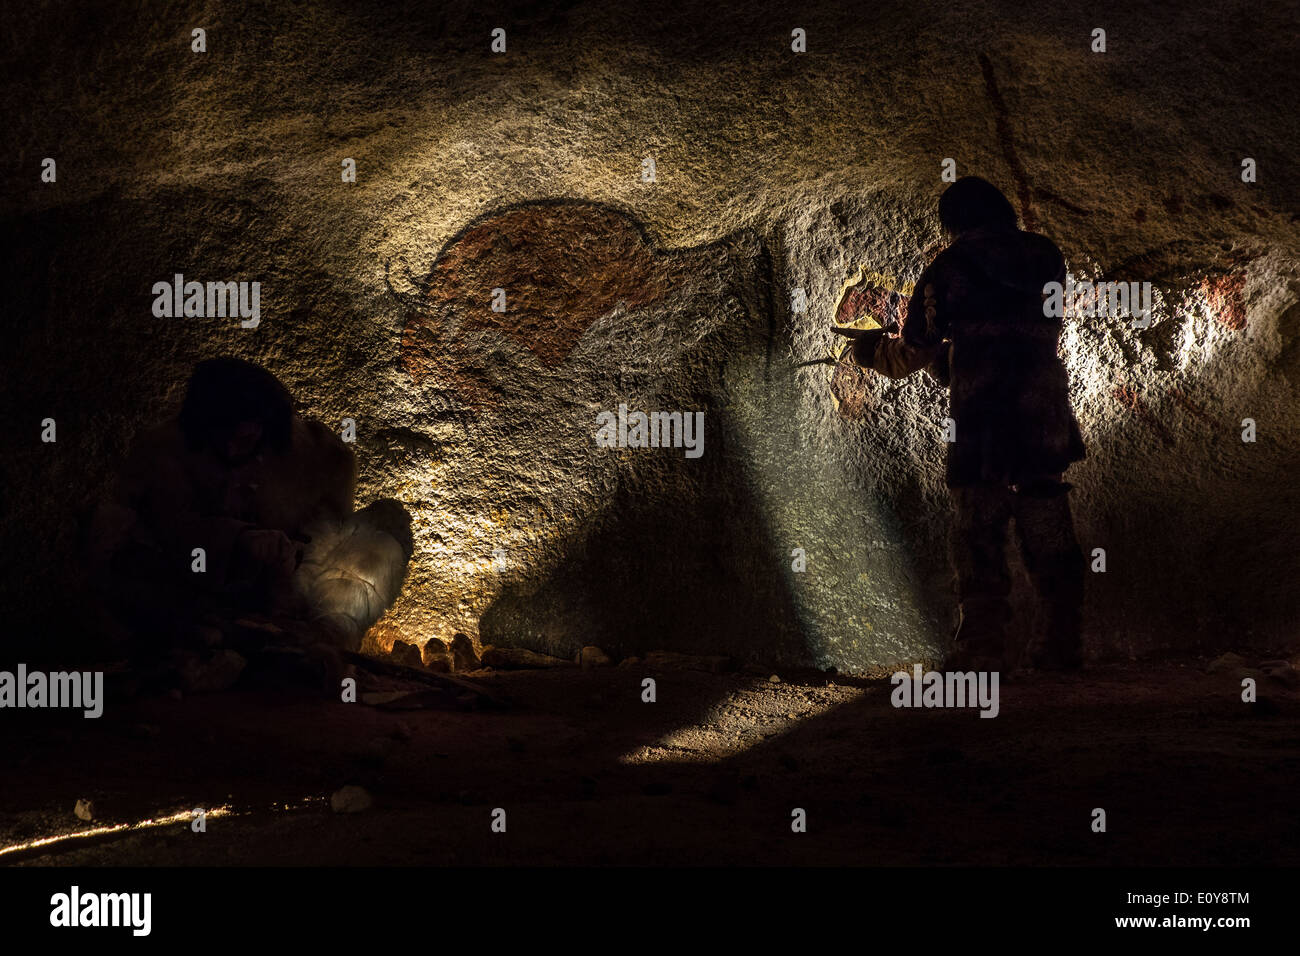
[292,499,413,651]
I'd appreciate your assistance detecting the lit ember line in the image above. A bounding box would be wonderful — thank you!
[0,805,233,859]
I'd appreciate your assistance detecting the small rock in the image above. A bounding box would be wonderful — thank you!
[422,639,452,672]
[768,674,781,684]
[480,646,573,669]
[74,799,94,822]
[1206,652,1247,675]
[581,645,612,668]
[450,633,480,672]
[618,656,642,668]
[386,640,424,669]
[360,691,409,707]
[330,785,373,814]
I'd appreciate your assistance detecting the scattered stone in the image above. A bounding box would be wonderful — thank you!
[422,639,452,672]
[1206,652,1247,675]
[450,633,480,672]
[618,656,642,668]
[74,799,94,822]
[330,785,373,814]
[581,645,612,668]
[480,646,573,669]
[643,650,736,673]
[768,674,781,683]
[386,640,425,669]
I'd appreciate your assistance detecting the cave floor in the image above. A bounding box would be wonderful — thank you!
[2,661,1296,866]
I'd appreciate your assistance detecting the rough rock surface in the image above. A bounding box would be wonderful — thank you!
[3,0,1297,674]
[329,785,373,814]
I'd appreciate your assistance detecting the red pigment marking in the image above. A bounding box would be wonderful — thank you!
[1112,384,1175,446]
[831,278,912,421]
[1035,187,1093,217]
[1166,387,1216,427]
[830,361,871,420]
[401,203,674,408]
[1201,272,1247,330]
[835,283,907,328]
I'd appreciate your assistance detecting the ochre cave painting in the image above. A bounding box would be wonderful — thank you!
[395,55,1254,432]
[829,269,915,421]
[1202,272,1248,330]
[399,200,691,410]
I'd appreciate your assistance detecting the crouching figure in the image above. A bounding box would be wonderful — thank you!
[85,357,413,689]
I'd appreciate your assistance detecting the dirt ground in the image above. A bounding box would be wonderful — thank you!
[2,659,1297,866]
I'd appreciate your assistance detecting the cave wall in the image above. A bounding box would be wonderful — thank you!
[3,0,1297,671]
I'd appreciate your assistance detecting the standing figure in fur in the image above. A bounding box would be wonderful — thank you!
[838,177,1087,671]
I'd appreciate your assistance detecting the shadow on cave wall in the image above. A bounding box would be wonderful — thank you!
[402,197,816,663]
[478,402,812,665]
[439,197,956,667]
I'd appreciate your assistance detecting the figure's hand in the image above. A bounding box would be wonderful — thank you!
[925,341,952,387]
[849,328,888,367]
[832,320,898,340]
